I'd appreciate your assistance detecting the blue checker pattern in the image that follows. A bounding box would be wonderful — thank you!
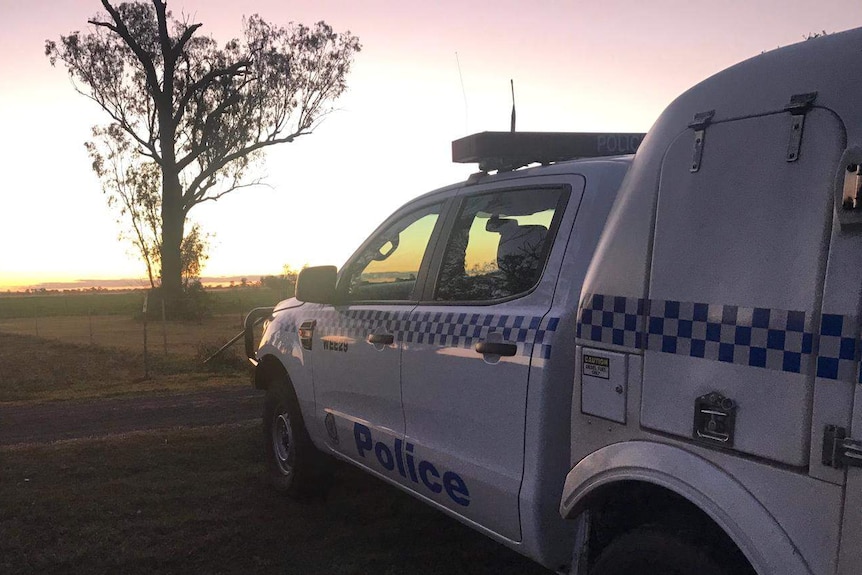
[815,313,860,382]
[578,294,820,377]
[577,294,646,349]
[646,299,814,375]
[316,309,558,359]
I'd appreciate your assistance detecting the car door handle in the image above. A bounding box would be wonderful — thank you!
[474,342,517,356]
[367,333,395,345]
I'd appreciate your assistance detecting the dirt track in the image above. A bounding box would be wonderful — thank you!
[0,387,264,446]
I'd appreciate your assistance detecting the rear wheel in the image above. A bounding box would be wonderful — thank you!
[263,381,330,498]
[591,527,728,575]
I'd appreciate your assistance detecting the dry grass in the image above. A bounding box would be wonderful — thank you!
[0,314,248,358]
[0,325,250,403]
[0,287,285,319]
[0,424,551,575]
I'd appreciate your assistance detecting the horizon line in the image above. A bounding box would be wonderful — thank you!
[0,274,286,293]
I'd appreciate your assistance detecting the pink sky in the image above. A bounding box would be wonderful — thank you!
[1,0,860,290]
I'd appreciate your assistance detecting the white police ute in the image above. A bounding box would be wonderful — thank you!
[245,128,639,570]
[246,27,862,575]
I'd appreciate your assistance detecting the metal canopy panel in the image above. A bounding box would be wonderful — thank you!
[452,131,646,172]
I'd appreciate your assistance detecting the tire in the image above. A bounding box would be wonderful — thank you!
[591,528,729,575]
[263,380,331,498]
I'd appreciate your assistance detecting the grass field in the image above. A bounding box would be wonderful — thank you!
[0,424,551,575]
[0,327,250,403]
[0,286,288,319]
[0,287,279,401]
[0,285,280,402]
[0,313,252,358]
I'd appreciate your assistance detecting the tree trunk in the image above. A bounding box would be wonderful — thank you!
[156,15,182,317]
[160,172,185,316]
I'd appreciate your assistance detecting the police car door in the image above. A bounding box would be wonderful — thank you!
[311,199,447,462]
[400,181,575,541]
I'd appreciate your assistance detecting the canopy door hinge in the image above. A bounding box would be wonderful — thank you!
[822,424,862,469]
[784,92,817,162]
[689,110,715,173]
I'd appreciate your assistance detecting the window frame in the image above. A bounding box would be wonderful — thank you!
[421,184,572,305]
[334,197,454,305]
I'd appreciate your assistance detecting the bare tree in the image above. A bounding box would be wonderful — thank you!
[46,0,361,312]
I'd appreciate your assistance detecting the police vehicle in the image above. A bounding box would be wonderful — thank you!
[247,27,862,575]
[244,129,639,570]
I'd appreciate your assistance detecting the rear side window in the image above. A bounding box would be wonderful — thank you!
[435,187,563,302]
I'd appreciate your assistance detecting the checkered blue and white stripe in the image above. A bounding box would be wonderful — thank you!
[578,294,862,381]
[576,294,646,349]
[817,313,859,382]
[316,309,559,359]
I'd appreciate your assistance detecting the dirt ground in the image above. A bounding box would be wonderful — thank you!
[0,387,264,446]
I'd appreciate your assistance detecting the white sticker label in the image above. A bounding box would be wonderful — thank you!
[583,354,610,379]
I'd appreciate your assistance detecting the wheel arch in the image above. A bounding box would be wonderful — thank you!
[559,441,813,575]
[254,352,322,447]
[253,354,289,391]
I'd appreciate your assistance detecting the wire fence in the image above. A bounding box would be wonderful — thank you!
[0,287,286,320]
[0,290,277,377]
[0,312,246,354]
[0,302,260,378]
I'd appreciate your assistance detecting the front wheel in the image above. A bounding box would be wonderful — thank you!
[591,527,729,575]
[263,381,330,498]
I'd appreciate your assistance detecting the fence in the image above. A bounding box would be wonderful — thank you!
[0,288,279,375]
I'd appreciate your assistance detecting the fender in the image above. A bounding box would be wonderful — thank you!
[559,441,812,575]
[254,300,321,443]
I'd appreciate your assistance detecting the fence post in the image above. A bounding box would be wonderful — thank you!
[88,309,94,346]
[161,298,168,356]
[142,293,150,379]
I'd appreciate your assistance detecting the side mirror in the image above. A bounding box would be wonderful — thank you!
[295,265,338,304]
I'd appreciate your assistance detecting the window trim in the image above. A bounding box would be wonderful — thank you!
[333,197,455,305]
[420,184,572,306]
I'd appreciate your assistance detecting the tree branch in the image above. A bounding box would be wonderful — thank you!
[175,91,244,171]
[172,59,250,125]
[88,20,118,34]
[153,0,172,71]
[70,79,162,163]
[190,178,270,209]
[172,22,202,58]
[95,0,161,98]
[182,130,308,210]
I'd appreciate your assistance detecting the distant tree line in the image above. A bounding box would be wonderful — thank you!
[259,266,300,299]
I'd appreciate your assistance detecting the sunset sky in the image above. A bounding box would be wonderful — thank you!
[1,0,860,291]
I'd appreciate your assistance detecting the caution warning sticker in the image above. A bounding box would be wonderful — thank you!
[583,354,610,379]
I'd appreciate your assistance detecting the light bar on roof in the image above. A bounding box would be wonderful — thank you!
[452,131,646,172]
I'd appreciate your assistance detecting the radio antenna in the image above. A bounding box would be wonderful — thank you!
[455,52,468,133]
[510,79,516,132]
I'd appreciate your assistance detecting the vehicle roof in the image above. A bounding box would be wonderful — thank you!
[408,154,636,205]
[651,27,862,152]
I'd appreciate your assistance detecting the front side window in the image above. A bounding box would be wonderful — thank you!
[435,188,563,302]
[343,203,442,302]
